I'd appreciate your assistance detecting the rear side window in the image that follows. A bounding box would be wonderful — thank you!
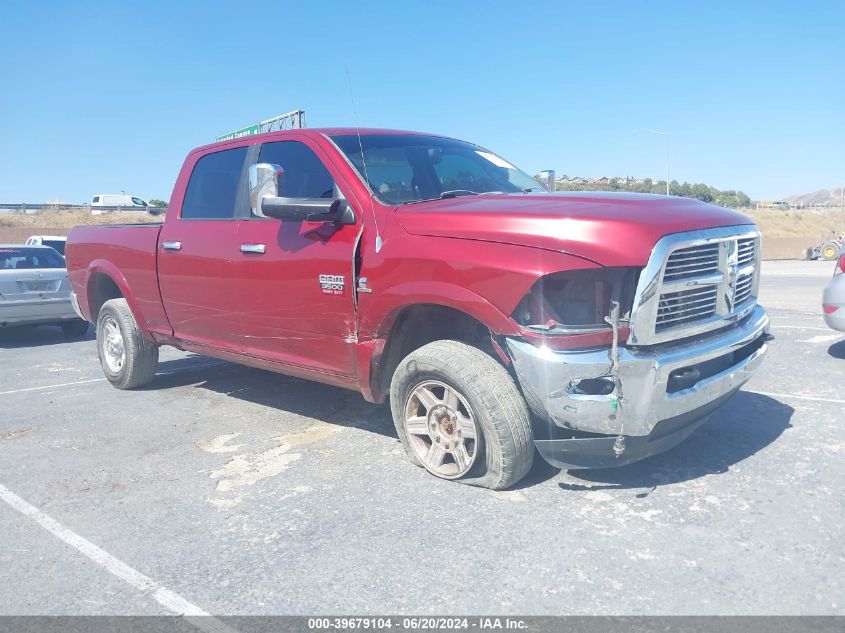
[182,147,248,219]
[0,248,65,269]
[258,141,335,202]
[44,240,66,256]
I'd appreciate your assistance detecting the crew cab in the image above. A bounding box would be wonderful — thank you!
[66,129,770,489]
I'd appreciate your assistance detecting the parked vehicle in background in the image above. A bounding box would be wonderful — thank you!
[25,235,67,256]
[66,128,770,489]
[0,245,89,336]
[806,231,844,261]
[91,194,150,214]
[822,254,845,332]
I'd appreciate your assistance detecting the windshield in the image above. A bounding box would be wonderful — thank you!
[0,247,65,269]
[330,134,544,205]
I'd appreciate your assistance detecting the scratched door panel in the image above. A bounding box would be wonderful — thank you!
[234,218,358,376]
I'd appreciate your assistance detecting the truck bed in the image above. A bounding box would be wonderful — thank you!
[66,223,171,337]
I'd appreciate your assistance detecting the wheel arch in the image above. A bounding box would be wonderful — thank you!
[361,294,517,404]
[84,260,149,335]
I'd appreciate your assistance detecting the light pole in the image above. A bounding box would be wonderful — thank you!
[633,128,670,196]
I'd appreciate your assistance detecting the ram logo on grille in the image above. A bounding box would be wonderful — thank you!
[723,240,739,312]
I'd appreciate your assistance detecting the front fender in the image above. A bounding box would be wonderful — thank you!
[356,281,520,403]
[365,280,518,339]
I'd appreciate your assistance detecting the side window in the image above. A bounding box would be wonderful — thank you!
[257,141,335,205]
[92,196,100,203]
[182,146,248,219]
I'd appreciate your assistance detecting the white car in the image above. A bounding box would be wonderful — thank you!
[823,254,845,332]
[25,235,67,256]
[0,245,89,336]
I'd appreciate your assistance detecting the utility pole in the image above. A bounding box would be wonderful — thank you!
[633,129,670,195]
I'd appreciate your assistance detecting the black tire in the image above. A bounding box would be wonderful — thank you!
[389,340,534,490]
[60,319,89,337]
[96,298,159,389]
[821,241,841,261]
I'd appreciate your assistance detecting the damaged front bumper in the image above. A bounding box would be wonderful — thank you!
[506,305,770,469]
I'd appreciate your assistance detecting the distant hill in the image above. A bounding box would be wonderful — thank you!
[785,187,845,207]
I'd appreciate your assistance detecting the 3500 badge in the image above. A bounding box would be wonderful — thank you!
[319,274,345,296]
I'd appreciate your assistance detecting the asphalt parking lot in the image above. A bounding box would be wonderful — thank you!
[1,260,842,616]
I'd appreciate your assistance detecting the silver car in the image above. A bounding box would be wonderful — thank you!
[823,255,845,332]
[0,245,89,336]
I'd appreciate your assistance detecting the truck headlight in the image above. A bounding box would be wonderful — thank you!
[513,267,640,336]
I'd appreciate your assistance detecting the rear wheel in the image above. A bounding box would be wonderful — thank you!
[821,241,841,261]
[390,340,534,490]
[96,298,158,389]
[60,319,89,337]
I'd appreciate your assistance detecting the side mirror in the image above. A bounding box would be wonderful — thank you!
[249,163,283,217]
[248,163,354,224]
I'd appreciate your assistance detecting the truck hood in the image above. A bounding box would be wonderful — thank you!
[394,192,755,266]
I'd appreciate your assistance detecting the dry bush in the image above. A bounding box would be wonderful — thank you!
[0,208,160,229]
[746,208,844,240]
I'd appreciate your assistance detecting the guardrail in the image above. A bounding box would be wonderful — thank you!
[0,203,166,214]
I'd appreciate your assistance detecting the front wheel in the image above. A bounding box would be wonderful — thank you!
[96,298,159,389]
[390,340,534,490]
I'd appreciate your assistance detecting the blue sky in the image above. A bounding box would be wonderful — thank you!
[0,0,842,203]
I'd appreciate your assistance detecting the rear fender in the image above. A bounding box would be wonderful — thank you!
[84,259,150,336]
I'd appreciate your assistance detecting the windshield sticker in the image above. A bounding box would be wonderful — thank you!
[319,274,345,296]
[475,151,515,170]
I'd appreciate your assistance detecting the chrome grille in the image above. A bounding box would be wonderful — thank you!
[627,226,762,346]
[663,244,720,281]
[737,238,755,267]
[735,273,754,305]
[655,235,759,337]
[656,286,718,331]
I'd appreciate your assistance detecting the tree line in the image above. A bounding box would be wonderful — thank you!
[552,177,752,209]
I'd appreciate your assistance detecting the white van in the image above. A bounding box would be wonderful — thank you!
[90,194,149,213]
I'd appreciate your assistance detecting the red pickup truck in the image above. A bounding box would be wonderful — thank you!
[66,128,770,489]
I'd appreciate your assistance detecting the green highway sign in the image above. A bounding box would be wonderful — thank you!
[215,123,260,142]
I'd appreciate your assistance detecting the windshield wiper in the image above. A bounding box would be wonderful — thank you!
[402,190,485,205]
[438,189,480,199]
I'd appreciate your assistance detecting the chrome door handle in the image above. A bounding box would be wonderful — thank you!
[161,241,182,251]
[240,243,266,254]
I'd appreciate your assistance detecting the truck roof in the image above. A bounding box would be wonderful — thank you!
[192,128,449,154]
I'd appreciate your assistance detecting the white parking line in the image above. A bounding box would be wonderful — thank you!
[770,325,832,332]
[0,482,235,632]
[0,378,106,396]
[0,361,231,398]
[747,390,845,405]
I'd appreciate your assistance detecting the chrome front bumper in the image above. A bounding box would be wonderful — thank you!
[507,305,770,439]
